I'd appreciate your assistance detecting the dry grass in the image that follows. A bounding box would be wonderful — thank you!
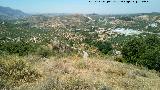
[0,55,41,89]
[14,56,160,90]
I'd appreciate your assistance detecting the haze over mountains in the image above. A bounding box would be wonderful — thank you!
[1,5,160,19]
[0,6,27,19]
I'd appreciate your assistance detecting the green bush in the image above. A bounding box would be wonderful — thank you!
[0,41,38,56]
[122,35,160,71]
[85,39,113,55]
[0,55,41,89]
[94,41,113,54]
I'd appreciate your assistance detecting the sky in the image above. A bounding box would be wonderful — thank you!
[0,0,160,14]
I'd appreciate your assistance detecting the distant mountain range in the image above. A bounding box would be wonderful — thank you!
[0,5,160,20]
[0,6,28,20]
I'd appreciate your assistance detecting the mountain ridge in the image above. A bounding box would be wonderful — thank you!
[0,6,28,19]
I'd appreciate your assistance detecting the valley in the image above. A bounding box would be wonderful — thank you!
[0,6,160,90]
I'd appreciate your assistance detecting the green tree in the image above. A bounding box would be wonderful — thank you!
[122,35,160,71]
[94,41,113,54]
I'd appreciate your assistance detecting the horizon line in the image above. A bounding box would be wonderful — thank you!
[1,5,160,16]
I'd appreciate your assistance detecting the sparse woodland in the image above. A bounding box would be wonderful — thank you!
[0,13,160,90]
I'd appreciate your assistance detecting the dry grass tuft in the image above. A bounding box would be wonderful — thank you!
[13,56,160,90]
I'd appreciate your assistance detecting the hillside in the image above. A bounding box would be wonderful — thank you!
[10,56,160,90]
[0,6,27,19]
[0,6,160,90]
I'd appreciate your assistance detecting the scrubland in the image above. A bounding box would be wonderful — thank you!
[1,55,158,90]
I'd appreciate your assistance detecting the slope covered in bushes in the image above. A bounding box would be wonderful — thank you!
[122,35,160,71]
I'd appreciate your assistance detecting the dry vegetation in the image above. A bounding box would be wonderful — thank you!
[12,56,160,90]
[1,10,160,90]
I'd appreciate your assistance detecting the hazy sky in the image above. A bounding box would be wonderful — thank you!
[0,0,160,14]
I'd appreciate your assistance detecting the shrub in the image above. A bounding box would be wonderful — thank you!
[122,35,160,71]
[0,55,41,89]
[0,41,38,56]
[39,76,111,90]
[74,60,88,69]
[38,47,53,58]
[85,40,113,55]
[122,38,145,64]
[114,57,124,62]
[94,41,112,54]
